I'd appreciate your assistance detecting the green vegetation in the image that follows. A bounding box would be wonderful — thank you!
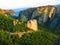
[0,14,14,32]
[0,31,20,45]
[0,14,29,32]
[13,23,29,32]
[0,30,58,45]
[54,28,60,35]
[20,30,58,45]
[38,24,60,35]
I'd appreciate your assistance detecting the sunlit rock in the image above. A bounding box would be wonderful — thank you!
[27,19,38,31]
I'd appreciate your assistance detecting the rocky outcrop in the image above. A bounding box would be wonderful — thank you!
[13,19,21,26]
[19,5,60,29]
[27,19,38,31]
[0,8,17,18]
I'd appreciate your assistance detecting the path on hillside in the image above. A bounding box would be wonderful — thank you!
[0,30,34,38]
[10,30,33,37]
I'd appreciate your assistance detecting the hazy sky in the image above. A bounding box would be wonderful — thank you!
[0,0,60,9]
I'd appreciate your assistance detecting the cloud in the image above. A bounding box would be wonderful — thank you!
[0,0,60,9]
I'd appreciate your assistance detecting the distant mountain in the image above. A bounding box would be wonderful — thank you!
[55,4,60,7]
[14,8,28,16]
[14,4,60,16]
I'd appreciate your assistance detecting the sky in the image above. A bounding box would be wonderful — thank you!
[0,0,60,9]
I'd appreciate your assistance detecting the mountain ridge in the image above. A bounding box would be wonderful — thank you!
[18,5,60,29]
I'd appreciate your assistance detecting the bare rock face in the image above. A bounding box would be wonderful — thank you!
[27,19,38,31]
[18,5,60,29]
[49,7,55,18]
